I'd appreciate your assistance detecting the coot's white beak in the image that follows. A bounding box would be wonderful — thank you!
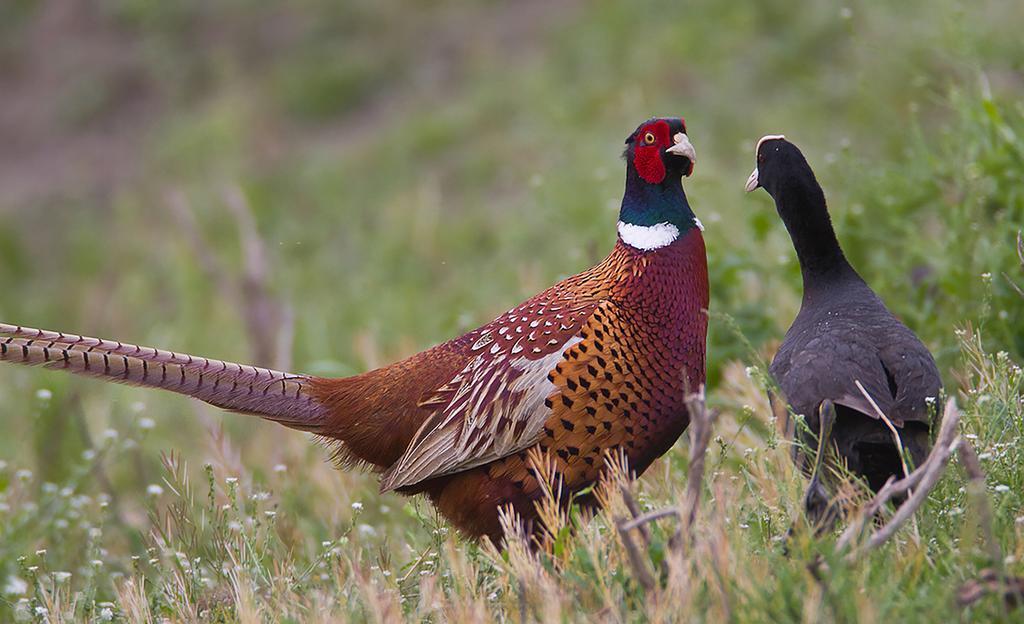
[744,167,759,193]
[665,132,696,175]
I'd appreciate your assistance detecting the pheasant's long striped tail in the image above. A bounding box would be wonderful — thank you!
[0,323,329,432]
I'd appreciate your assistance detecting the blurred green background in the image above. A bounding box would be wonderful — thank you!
[0,0,1022,617]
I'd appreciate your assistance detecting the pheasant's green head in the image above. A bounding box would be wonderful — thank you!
[618,118,700,250]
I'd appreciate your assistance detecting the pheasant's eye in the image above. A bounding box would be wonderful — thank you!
[643,132,656,145]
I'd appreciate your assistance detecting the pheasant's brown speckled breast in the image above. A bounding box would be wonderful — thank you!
[427,228,709,541]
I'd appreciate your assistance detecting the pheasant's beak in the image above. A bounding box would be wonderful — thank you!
[666,132,696,176]
[744,167,759,192]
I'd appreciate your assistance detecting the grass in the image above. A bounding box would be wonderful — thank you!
[0,0,1023,621]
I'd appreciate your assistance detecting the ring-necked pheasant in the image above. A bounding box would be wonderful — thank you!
[745,135,941,528]
[0,118,707,544]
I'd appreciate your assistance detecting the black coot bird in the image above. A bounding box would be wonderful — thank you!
[745,135,942,525]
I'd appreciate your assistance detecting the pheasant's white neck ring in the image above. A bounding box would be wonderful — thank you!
[617,221,680,251]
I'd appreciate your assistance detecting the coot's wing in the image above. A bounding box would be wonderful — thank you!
[876,325,942,426]
[770,322,896,423]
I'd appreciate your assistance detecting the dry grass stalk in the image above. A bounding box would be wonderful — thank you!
[854,379,911,479]
[164,187,292,369]
[115,576,153,624]
[682,388,716,543]
[615,513,657,593]
[854,379,920,544]
[957,569,1024,610]
[836,398,962,559]
[612,390,716,595]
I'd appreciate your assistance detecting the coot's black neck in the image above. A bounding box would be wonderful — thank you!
[770,170,858,294]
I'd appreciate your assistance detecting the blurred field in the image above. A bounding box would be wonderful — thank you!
[0,0,1023,621]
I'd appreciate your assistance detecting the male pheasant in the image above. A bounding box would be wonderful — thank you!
[0,118,707,544]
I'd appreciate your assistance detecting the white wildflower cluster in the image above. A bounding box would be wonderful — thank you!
[3,575,27,596]
[13,598,31,622]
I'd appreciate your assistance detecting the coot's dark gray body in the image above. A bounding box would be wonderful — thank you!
[747,136,941,498]
[770,270,940,490]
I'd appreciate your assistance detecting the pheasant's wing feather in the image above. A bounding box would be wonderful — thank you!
[506,301,689,490]
[379,296,600,491]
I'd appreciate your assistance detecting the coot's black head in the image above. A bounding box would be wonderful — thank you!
[744,135,813,198]
[744,135,851,283]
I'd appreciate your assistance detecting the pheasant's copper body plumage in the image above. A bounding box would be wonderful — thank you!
[0,118,707,543]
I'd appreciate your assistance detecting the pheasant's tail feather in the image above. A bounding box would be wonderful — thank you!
[0,323,328,431]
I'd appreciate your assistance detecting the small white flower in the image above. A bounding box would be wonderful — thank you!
[994,484,1010,493]
[138,417,155,430]
[35,389,52,401]
[82,449,96,461]
[91,560,103,568]
[146,484,164,496]
[13,599,30,623]
[53,571,71,583]
[100,607,114,621]
[34,606,48,616]
[264,511,277,518]
[273,464,287,473]
[35,549,46,556]
[102,429,118,440]
[225,477,238,485]
[351,501,363,511]
[3,575,27,595]
[131,401,146,413]
[42,482,57,494]
[228,521,243,532]
[358,524,377,537]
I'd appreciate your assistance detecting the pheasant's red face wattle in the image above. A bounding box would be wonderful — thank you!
[632,120,673,184]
